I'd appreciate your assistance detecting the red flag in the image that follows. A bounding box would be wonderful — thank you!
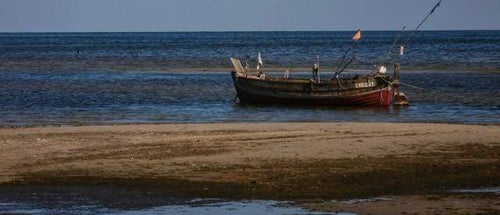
[352,29,361,41]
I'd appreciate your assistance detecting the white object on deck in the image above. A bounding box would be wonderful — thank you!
[378,66,387,74]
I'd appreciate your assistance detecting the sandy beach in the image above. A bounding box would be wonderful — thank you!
[1,122,500,214]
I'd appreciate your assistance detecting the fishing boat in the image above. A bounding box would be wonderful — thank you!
[229,0,444,107]
[230,57,408,107]
[227,0,444,107]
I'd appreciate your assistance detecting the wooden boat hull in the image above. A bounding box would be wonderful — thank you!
[232,71,392,107]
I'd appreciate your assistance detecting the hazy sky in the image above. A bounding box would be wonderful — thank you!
[0,0,499,32]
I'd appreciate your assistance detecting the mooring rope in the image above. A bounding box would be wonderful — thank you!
[378,75,427,91]
[398,81,427,90]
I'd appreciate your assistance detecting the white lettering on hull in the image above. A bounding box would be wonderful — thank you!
[355,81,375,88]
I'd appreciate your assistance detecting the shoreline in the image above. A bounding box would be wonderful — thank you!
[1,122,500,213]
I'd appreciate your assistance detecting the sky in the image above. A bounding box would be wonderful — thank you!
[0,0,499,32]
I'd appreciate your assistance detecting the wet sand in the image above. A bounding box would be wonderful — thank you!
[1,122,499,214]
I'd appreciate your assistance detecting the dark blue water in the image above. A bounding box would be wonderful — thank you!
[0,31,499,126]
[1,31,499,71]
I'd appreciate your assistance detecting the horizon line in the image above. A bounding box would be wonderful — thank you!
[0,29,499,34]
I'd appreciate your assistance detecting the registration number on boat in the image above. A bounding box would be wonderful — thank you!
[355,81,376,88]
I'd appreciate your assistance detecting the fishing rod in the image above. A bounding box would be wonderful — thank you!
[403,0,443,48]
[337,55,356,76]
[334,29,361,78]
[335,44,354,74]
[380,26,406,66]
[413,0,442,35]
[379,0,443,67]
[335,1,443,78]
[334,44,356,78]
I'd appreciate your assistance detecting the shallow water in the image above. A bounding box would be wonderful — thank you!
[1,70,499,126]
[452,187,500,194]
[1,31,499,126]
[1,201,340,215]
[0,186,349,215]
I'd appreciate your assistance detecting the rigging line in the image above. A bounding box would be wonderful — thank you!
[378,76,427,91]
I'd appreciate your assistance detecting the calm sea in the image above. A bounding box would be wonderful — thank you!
[0,31,499,126]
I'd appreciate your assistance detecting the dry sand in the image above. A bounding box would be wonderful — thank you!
[1,122,499,214]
